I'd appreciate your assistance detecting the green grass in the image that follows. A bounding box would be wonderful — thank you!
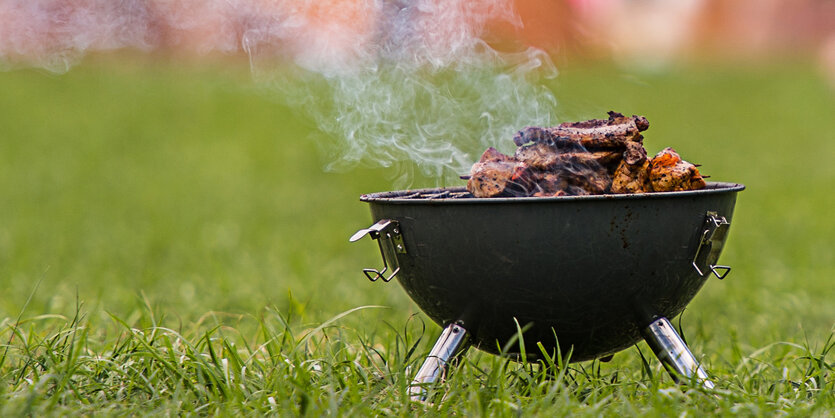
[0,54,833,415]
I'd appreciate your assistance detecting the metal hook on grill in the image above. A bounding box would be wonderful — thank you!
[350,219,406,282]
[692,211,732,279]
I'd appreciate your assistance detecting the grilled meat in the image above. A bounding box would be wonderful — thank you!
[513,142,563,170]
[468,148,612,198]
[611,159,650,194]
[622,141,647,165]
[467,148,533,198]
[648,148,706,192]
[611,141,650,194]
[513,111,649,149]
[515,142,621,171]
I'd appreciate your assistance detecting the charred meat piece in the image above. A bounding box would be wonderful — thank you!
[468,147,612,197]
[531,158,612,196]
[611,159,650,194]
[478,146,513,163]
[467,148,534,198]
[622,141,648,165]
[513,142,563,170]
[529,172,600,197]
[575,150,623,169]
[515,142,621,171]
[648,148,706,192]
[467,113,708,198]
[611,141,650,194]
[558,161,612,194]
[513,111,649,149]
[530,172,573,197]
[512,126,588,151]
[512,143,614,195]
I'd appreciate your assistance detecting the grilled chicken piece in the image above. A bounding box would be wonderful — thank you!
[467,148,533,198]
[611,141,650,194]
[648,148,706,192]
[513,111,649,149]
[478,146,513,163]
[468,113,706,197]
[611,159,650,194]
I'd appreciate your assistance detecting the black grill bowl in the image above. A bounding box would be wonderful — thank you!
[359,182,744,361]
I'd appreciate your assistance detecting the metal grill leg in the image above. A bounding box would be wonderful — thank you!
[409,323,470,402]
[642,317,715,389]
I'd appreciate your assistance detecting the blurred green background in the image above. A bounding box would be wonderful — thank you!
[0,54,832,360]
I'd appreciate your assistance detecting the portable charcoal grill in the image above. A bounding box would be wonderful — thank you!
[350,181,744,400]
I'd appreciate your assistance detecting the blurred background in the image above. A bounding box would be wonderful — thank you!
[0,0,832,368]
[2,0,834,80]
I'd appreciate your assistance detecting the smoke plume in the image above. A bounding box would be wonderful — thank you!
[0,0,558,185]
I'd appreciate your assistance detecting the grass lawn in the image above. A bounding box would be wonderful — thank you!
[0,54,833,415]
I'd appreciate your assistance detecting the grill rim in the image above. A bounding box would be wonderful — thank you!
[360,181,745,204]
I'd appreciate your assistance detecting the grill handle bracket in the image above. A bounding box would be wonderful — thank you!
[692,211,731,279]
[350,219,406,282]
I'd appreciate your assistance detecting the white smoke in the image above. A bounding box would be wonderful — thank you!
[247,0,558,184]
[0,0,559,185]
[0,0,155,72]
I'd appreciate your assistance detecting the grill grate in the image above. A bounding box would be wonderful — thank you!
[362,182,742,202]
[396,190,473,199]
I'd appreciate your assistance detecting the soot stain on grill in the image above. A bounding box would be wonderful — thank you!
[607,207,634,249]
[623,208,634,249]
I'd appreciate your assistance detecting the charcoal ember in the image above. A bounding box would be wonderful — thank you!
[648,147,706,192]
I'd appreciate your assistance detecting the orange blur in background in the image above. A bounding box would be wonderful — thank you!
[1,0,833,74]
